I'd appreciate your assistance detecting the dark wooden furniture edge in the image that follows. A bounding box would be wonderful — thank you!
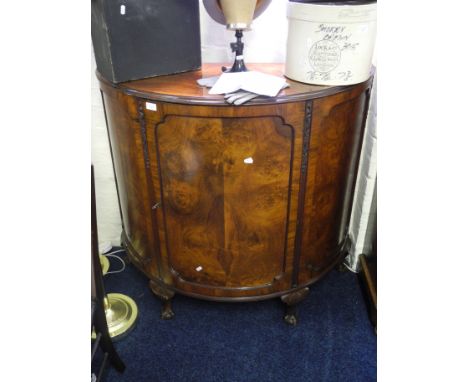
[358,254,377,331]
[358,181,377,330]
[360,255,377,307]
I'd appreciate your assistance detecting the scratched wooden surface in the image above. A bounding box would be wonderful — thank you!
[99,64,372,301]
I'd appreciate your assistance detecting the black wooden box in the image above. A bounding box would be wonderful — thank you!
[91,0,201,83]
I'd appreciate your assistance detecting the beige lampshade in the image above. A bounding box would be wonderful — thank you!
[219,0,256,30]
[203,0,272,30]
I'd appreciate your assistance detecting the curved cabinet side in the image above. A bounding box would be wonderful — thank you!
[100,83,160,278]
[299,83,371,284]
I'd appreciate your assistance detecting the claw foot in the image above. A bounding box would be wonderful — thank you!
[280,287,309,326]
[161,301,175,320]
[149,280,176,320]
[284,313,298,326]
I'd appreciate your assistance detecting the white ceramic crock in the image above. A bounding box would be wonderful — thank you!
[285,1,376,86]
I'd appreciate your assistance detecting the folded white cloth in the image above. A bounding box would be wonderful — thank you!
[197,72,289,105]
[196,76,219,87]
[209,71,286,97]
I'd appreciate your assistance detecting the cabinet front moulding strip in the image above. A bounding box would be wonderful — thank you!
[292,100,314,288]
[136,98,164,279]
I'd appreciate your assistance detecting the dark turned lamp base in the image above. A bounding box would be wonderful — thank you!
[221,29,248,73]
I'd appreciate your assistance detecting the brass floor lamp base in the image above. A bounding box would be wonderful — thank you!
[92,293,138,341]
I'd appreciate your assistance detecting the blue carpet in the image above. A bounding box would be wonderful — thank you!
[99,251,376,382]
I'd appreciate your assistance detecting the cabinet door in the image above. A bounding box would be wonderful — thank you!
[155,115,293,289]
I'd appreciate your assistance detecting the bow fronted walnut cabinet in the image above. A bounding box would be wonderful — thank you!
[98,64,372,325]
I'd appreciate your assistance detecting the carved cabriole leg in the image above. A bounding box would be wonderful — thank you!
[149,280,175,320]
[281,287,310,326]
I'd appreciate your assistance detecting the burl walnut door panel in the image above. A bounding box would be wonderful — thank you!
[155,115,293,289]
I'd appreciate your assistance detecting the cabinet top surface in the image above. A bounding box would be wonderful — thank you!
[98,63,371,105]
